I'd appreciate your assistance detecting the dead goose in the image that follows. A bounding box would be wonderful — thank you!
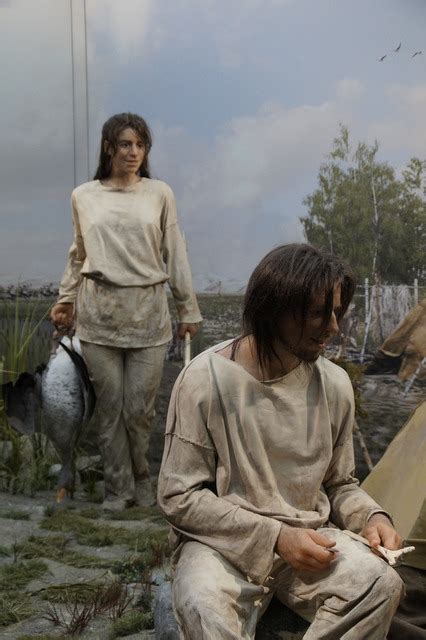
[2,336,95,502]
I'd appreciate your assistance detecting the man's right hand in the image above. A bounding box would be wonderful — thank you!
[50,303,74,330]
[275,525,337,572]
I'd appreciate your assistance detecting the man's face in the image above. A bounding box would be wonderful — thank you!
[277,284,342,362]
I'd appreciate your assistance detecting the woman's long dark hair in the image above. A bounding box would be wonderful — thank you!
[233,243,355,373]
[93,112,152,180]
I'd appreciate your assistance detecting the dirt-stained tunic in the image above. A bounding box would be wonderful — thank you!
[58,178,202,347]
[158,342,387,586]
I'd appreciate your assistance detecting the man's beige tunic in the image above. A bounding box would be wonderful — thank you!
[158,342,385,585]
[58,178,202,347]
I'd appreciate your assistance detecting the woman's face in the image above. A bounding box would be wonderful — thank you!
[107,128,145,177]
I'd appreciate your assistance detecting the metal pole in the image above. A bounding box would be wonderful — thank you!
[414,278,419,306]
[70,0,90,187]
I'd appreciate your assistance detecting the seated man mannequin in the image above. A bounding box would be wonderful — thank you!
[158,243,404,640]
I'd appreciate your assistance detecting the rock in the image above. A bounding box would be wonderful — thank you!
[0,440,13,464]
[154,582,180,639]
[76,454,102,471]
[48,463,62,478]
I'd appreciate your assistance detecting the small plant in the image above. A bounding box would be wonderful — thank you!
[0,592,34,627]
[43,580,133,635]
[14,534,111,569]
[0,559,48,592]
[0,507,30,520]
[110,610,154,637]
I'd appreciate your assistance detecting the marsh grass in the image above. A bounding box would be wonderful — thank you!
[107,505,163,521]
[0,296,55,494]
[110,610,154,637]
[0,507,30,520]
[39,580,106,604]
[0,559,48,591]
[14,534,111,569]
[40,509,170,552]
[0,592,34,627]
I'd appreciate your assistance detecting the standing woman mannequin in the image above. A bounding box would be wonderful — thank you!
[51,113,201,510]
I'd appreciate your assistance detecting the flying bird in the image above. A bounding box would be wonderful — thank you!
[412,51,422,58]
[394,42,401,52]
[2,337,95,502]
[378,55,387,62]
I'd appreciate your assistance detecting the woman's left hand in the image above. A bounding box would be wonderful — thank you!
[177,323,199,339]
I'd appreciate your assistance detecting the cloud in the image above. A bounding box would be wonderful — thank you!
[368,83,426,156]
[336,78,364,102]
[86,0,154,60]
[151,84,359,286]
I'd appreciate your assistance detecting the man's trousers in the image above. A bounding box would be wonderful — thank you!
[172,528,404,640]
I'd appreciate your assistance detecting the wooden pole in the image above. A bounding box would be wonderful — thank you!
[353,419,373,472]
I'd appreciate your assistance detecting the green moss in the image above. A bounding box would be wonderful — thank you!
[0,559,48,592]
[0,592,34,627]
[110,610,154,637]
[0,507,30,520]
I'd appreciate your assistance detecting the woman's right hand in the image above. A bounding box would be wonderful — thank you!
[50,303,74,331]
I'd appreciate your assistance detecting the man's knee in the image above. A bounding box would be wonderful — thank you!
[378,564,405,606]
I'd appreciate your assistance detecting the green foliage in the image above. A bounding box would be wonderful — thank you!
[301,125,426,284]
[110,610,154,637]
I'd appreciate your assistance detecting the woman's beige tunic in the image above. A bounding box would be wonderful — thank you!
[158,344,385,585]
[58,179,202,347]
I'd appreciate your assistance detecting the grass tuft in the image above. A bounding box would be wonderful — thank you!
[0,592,34,627]
[0,559,48,591]
[14,534,111,569]
[110,610,154,637]
[0,507,30,520]
[40,509,170,552]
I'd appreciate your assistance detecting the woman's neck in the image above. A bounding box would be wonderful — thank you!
[101,172,141,189]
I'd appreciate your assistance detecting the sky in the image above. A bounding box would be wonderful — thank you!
[1,0,425,290]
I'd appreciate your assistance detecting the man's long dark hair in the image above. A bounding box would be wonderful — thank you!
[234,243,355,373]
[93,112,152,180]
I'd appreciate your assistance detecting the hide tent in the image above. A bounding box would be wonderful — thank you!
[361,401,426,570]
[365,298,426,381]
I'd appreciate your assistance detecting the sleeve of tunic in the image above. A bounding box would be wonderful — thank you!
[322,366,389,532]
[57,193,86,304]
[161,187,202,324]
[157,360,282,585]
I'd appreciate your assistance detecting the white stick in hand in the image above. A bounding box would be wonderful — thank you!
[343,530,415,566]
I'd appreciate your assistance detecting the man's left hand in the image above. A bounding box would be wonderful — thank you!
[177,322,199,339]
[362,513,402,550]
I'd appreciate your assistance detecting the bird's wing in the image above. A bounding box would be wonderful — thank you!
[58,341,96,425]
[1,371,42,435]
